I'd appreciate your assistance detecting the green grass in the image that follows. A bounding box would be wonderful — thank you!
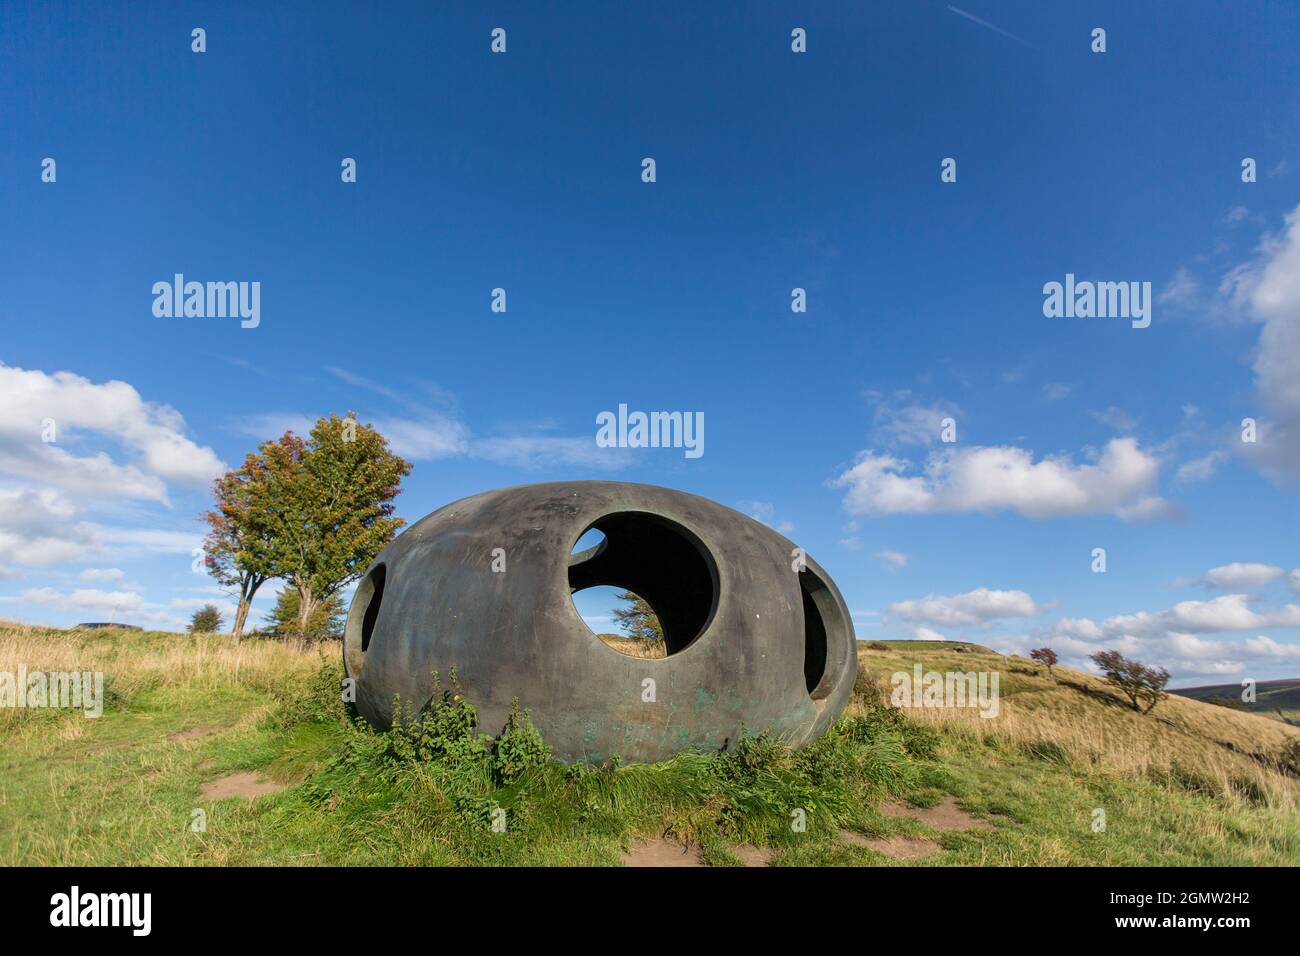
[0,624,1296,865]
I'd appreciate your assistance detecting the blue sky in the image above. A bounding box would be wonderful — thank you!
[2,1,1299,686]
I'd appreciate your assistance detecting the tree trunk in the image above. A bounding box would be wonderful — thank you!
[230,574,263,642]
[231,600,250,642]
[296,585,316,637]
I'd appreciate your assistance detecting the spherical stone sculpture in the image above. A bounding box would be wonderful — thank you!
[343,480,857,764]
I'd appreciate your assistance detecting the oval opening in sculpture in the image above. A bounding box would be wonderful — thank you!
[344,562,386,677]
[799,566,850,700]
[567,511,718,657]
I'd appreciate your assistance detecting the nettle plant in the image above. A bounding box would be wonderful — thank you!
[384,669,551,784]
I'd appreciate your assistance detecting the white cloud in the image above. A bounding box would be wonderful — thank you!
[230,412,317,443]
[1060,633,1142,659]
[1154,632,1300,677]
[98,526,202,556]
[1026,609,1300,681]
[0,366,230,612]
[233,410,469,461]
[1113,496,1181,521]
[234,408,625,470]
[913,626,946,641]
[79,567,125,583]
[1158,267,1200,308]
[0,367,224,576]
[0,488,102,566]
[325,366,403,403]
[1029,595,1300,683]
[1047,617,1106,641]
[1167,659,1246,677]
[888,588,1043,627]
[378,416,469,459]
[0,364,224,502]
[1242,635,1300,660]
[17,586,144,615]
[1091,407,1137,431]
[866,391,960,447]
[1191,562,1285,590]
[0,445,168,502]
[833,438,1166,520]
[167,596,237,614]
[1219,205,1300,482]
[1163,631,1230,660]
[1175,450,1228,484]
[875,549,909,570]
[1102,594,1300,636]
[326,366,460,412]
[1042,383,1072,401]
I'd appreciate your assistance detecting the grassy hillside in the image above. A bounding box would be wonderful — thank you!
[0,622,1296,866]
[1172,677,1300,725]
[855,640,1299,860]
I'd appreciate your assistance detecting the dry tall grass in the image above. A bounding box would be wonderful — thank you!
[0,621,335,733]
[854,644,1300,811]
[595,633,667,659]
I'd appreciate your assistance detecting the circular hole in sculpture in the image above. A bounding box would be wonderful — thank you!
[567,512,717,657]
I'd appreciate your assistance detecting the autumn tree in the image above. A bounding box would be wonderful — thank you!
[256,414,411,635]
[1090,649,1170,714]
[612,590,664,644]
[1029,647,1058,678]
[188,604,224,633]
[201,455,277,640]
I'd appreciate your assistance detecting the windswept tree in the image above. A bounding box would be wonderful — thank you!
[612,590,664,644]
[1029,647,1058,678]
[257,414,411,635]
[1090,649,1170,714]
[201,455,277,640]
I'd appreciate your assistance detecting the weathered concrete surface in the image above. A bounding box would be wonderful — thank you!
[344,481,856,764]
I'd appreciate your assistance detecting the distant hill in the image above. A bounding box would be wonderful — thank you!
[858,638,996,655]
[1173,678,1300,724]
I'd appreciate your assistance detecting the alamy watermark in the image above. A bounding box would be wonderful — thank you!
[1042,273,1151,329]
[1,666,104,717]
[50,886,150,936]
[152,274,260,328]
[596,403,704,459]
[891,663,1000,718]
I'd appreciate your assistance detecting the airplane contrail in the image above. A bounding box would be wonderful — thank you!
[947,5,1035,48]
